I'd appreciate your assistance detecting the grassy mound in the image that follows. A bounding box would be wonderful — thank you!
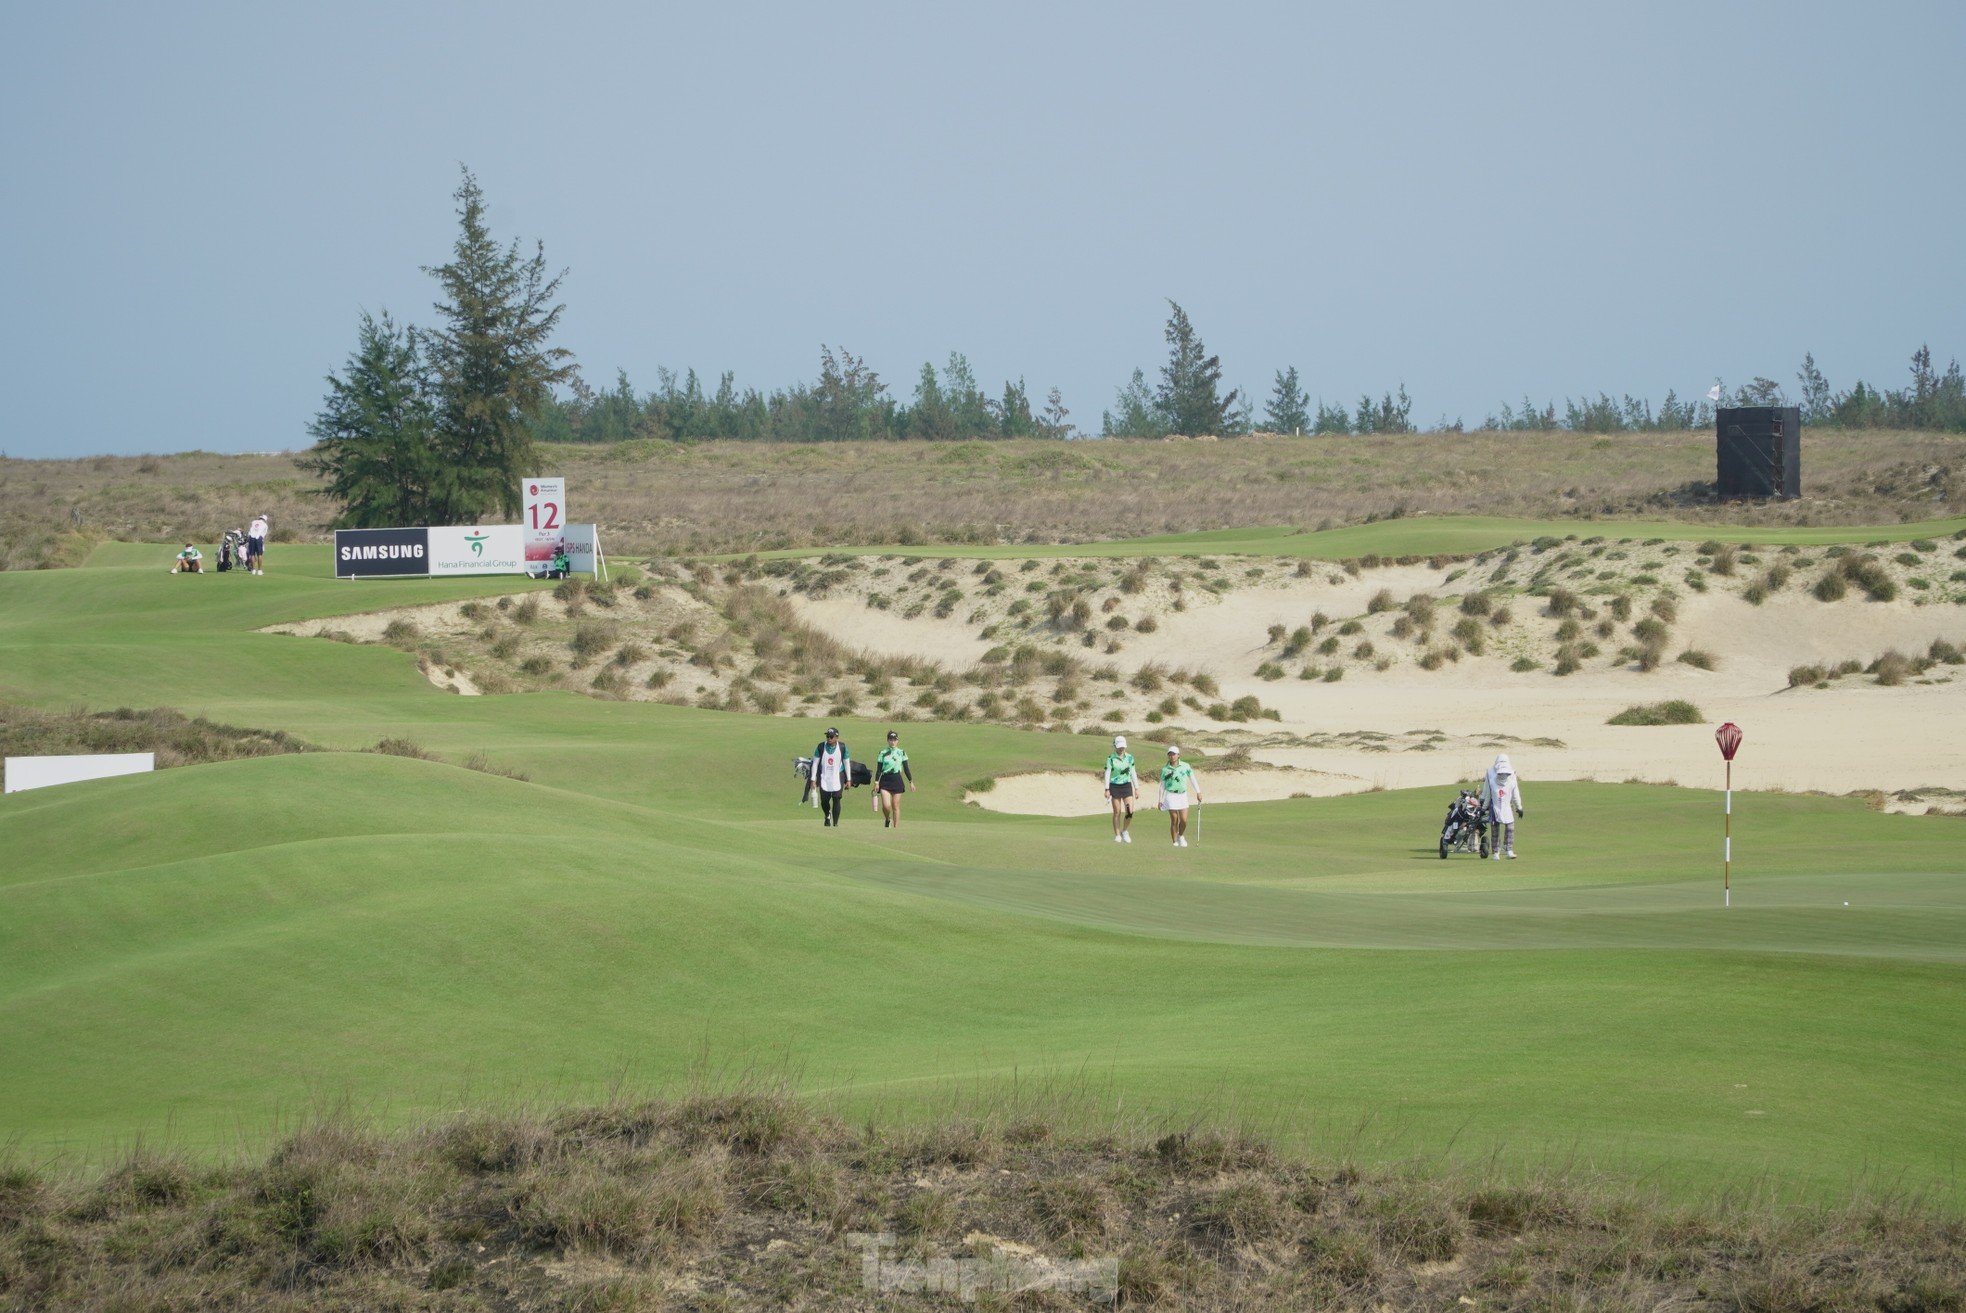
[0,703,312,774]
[4,1091,1960,1312]
[1606,700,1704,726]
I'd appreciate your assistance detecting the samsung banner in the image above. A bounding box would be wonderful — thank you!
[334,527,429,577]
[334,525,600,579]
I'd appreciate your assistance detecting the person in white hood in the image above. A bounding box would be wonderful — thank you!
[1481,753,1527,859]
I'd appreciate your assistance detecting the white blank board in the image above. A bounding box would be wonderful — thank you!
[3,753,156,794]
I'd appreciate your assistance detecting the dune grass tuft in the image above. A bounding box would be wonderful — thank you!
[1607,700,1704,726]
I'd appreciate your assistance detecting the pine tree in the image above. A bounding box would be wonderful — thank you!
[909,362,957,441]
[299,311,439,527]
[1899,344,1938,428]
[810,346,889,441]
[941,352,993,435]
[1263,366,1311,434]
[1155,301,1237,436]
[1312,399,1351,434]
[1103,368,1164,437]
[1038,387,1074,440]
[1796,352,1833,424]
[1732,377,1785,407]
[422,168,575,524]
[998,378,1035,438]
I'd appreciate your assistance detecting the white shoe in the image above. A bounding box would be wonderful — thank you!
[1177,837,1188,847]
[1507,849,1517,859]
[1122,832,1131,844]
[1114,834,1124,843]
[1492,852,1502,860]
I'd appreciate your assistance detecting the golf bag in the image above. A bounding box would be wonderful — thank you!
[793,756,818,807]
[217,530,243,573]
[1439,790,1489,859]
[849,760,873,788]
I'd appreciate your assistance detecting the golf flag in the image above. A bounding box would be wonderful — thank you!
[1716,722,1742,907]
[1705,384,1722,403]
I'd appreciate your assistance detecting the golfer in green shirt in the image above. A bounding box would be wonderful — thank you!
[1102,735,1138,843]
[875,730,915,829]
[1159,745,1201,848]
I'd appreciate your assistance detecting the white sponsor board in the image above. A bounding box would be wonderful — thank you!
[5,752,155,794]
[427,525,526,576]
[560,523,599,575]
[522,476,566,565]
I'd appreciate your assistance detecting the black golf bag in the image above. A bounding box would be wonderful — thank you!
[1439,790,1489,859]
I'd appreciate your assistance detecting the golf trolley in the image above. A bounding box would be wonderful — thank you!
[1439,789,1489,859]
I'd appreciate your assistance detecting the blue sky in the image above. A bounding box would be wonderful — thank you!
[2,0,1961,457]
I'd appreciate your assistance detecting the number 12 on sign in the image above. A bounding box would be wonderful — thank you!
[522,476,567,565]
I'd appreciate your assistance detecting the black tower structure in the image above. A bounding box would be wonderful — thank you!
[1716,406,1801,500]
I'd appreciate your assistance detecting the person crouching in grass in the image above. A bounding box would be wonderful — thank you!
[875,730,914,829]
[171,543,203,574]
[1160,745,1200,848]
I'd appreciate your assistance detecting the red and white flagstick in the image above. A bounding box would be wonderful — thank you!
[1715,723,1743,907]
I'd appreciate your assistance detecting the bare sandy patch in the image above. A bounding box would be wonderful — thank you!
[789,592,994,665]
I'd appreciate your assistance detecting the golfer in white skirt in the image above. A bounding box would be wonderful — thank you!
[1159,746,1201,848]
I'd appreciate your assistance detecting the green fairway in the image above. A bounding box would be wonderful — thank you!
[735,513,1966,561]
[2,543,1963,1205]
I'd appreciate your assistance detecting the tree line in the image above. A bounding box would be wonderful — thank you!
[528,352,1073,445]
[302,172,1965,526]
[534,299,1965,445]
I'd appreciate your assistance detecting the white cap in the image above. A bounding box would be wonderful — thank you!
[1113,735,1127,748]
[1167,745,1181,755]
[1495,753,1513,774]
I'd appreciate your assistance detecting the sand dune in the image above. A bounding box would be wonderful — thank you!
[791,559,1966,807]
[273,543,1966,804]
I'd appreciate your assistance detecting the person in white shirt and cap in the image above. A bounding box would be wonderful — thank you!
[1481,752,1527,859]
[810,727,849,828]
[246,513,269,575]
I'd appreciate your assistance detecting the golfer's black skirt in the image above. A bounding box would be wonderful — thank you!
[1109,782,1135,800]
[878,773,907,794]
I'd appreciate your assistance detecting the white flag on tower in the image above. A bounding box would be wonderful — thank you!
[1705,384,1722,403]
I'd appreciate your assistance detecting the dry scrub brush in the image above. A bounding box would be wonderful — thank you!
[3,1090,1962,1312]
[0,704,313,769]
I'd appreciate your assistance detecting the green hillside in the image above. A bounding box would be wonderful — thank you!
[2,541,1962,1204]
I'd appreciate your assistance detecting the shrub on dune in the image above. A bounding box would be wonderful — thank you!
[1607,700,1703,726]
